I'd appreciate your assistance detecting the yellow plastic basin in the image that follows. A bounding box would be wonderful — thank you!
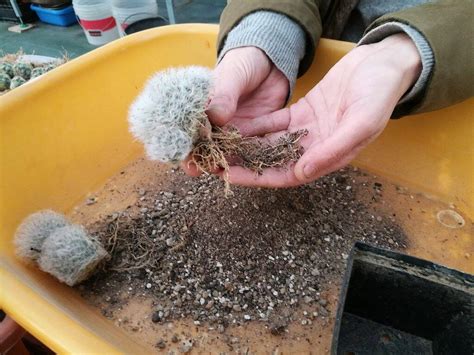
[0,24,473,353]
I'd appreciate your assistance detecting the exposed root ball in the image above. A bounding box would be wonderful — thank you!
[14,210,68,263]
[192,127,308,175]
[38,225,109,286]
[128,66,212,163]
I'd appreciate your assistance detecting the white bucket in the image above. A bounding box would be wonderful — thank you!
[73,0,120,46]
[111,0,158,37]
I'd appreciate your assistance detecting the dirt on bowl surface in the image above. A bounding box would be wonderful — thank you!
[70,158,411,352]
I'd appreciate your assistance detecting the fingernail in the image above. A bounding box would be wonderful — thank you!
[303,163,316,179]
[208,96,231,114]
[208,98,228,111]
[206,104,228,126]
[206,103,220,113]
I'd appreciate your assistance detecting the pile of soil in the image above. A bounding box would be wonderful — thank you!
[81,166,406,333]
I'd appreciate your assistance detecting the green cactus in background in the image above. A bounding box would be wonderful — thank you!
[0,62,14,78]
[31,67,46,79]
[13,62,33,80]
[0,72,11,91]
[9,76,26,89]
[44,62,58,72]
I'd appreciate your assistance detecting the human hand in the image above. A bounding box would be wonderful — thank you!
[226,34,422,187]
[181,46,289,176]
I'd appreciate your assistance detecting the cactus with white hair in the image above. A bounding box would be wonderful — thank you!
[14,210,68,263]
[14,210,108,286]
[129,66,212,164]
[38,225,108,286]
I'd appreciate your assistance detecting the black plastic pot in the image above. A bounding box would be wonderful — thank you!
[124,16,169,35]
[332,242,474,355]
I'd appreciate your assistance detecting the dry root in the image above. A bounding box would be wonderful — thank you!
[191,125,308,191]
[96,215,193,273]
[100,215,161,272]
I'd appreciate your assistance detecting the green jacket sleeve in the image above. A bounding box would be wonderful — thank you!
[365,0,474,116]
[218,0,322,76]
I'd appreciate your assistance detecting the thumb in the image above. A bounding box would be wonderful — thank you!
[207,95,238,127]
[207,47,272,126]
[207,66,246,126]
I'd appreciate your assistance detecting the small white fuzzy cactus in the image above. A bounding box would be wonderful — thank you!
[128,66,212,163]
[38,225,108,286]
[14,210,108,286]
[14,210,68,263]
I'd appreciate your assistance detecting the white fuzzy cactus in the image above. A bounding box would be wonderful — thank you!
[14,210,108,286]
[38,225,108,286]
[128,66,212,163]
[14,210,68,263]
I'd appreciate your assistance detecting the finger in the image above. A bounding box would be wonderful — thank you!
[207,68,246,126]
[223,165,301,188]
[208,48,271,126]
[181,156,225,177]
[206,66,249,127]
[298,142,367,182]
[180,159,202,177]
[206,97,238,127]
[231,108,291,137]
[294,118,378,183]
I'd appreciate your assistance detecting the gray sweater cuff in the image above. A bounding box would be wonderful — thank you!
[218,11,306,97]
[358,22,434,106]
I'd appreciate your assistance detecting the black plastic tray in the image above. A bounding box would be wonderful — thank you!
[332,242,474,355]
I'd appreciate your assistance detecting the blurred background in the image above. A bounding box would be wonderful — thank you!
[0,0,227,58]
